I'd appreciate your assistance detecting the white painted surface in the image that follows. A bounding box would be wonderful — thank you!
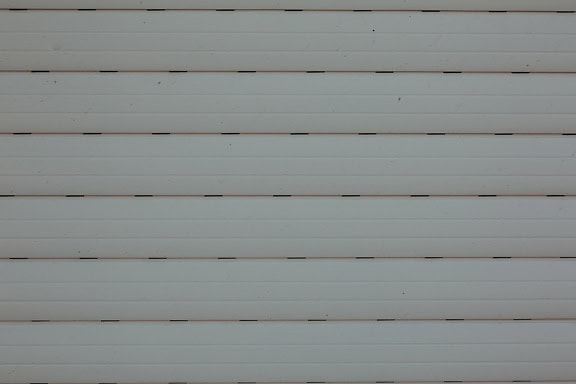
[0,6,574,383]
[1,259,574,320]
[1,11,575,71]
[1,134,575,195]
[0,197,574,258]
[3,73,576,133]
[1,321,575,383]
[1,0,575,10]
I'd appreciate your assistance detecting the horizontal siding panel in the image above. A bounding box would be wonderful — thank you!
[1,11,575,72]
[1,259,575,320]
[1,0,575,11]
[2,73,576,133]
[1,321,575,382]
[0,196,575,258]
[1,134,575,196]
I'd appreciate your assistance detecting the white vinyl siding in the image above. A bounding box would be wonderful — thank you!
[0,197,574,259]
[1,0,574,11]
[1,134,575,195]
[1,11,574,72]
[1,4,573,384]
[1,321,575,383]
[0,259,575,320]
[2,73,575,134]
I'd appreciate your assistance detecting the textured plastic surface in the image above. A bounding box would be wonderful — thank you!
[1,259,575,320]
[1,6,574,384]
[0,196,574,258]
[1,134,575,196]
[3,73,576,133]
[1,11,575,72]
[1,0,575,10]
[1,321,576,383]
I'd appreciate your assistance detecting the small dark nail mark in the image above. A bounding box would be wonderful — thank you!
[12,132,32,135]
[547,195,565,197]
[427,133,446,135]
[290,132,309,135]
[218,257,236,260]
[204,195,223,197]
[375,71,394,73]
[446,319,465,321]
[273,195,292,197]
[287,257,306,259]
[478,195,498,197]
[99,71,118,73]
[493,257,512,259]
[31,70,50,73]
[411,195,430,197]
[83,132,102,135]
[151,132,170,135]
[341,195,361,197]
[425,257,443,259]
[377,319,396,321]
